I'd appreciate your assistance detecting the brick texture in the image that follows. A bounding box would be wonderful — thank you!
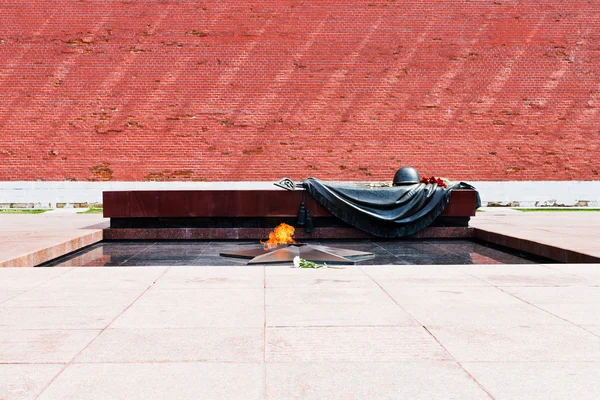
[1,1,599,182]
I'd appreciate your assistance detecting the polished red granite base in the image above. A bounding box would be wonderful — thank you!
[103,226,474,240]
[102,189,478,240]
[103,189,478,218]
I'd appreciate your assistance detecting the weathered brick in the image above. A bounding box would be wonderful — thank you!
[0,1,599,182]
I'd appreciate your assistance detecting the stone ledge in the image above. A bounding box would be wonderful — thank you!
[103,227,475,241]
[0,231,103,268]
[473,229,600,264]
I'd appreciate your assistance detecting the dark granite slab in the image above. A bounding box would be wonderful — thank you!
[39,239,549,267]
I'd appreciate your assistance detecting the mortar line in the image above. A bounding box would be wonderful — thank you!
[34,266,173,399]
[0,11,116,133]
[191,241,214,264]
[359,267,496,400]
[456,268,600,341]
[263,265,267,400]
[118,242,156,265]
[542,263,599,280]
[537,263,597,279]
[266,324,438,329]
[5,359,600,366]
[370,242,407,263]
[198,241,213,255]
[497,287,600,341]
[0,290,29,306]
[0,267,76,306]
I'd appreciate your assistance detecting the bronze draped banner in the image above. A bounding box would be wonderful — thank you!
[303,178,481,238]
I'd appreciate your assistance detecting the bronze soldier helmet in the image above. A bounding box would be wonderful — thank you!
[393,166,420,186]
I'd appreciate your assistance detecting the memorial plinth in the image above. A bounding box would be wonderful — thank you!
[102,189,478,240]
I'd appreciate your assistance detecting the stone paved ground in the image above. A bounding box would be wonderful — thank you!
[1,264,600,399]
[0,209,106,267]
[2,208,600,398]
[471,208,600,260]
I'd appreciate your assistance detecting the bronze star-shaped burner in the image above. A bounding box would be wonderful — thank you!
[219,243,375,265]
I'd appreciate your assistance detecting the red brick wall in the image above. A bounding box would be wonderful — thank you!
[1,1,599,182]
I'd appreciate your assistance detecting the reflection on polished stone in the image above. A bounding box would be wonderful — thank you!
[39,239,547,267]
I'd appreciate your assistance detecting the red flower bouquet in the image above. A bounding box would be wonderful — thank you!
[420,176,448,188]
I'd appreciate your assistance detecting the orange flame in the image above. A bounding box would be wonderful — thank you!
[261,223,296,249]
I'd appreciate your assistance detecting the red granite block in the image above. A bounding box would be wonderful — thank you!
[156,228,190,240]
[547,245,569,263]
[236,191,267,217]
[104,189,477,218]
[518,239,536,255]
[157,191,187,217]
[103,228,159,240]
[103,192,130,218]
[567,252,600,263]
[306,197,332,217]
[130,192,159,218]
[258,191,302,217]
[473,229,488,242]
[186,191,238,217]
[103,226,475,241]
[441,190,478,217]
[186,229,216,240]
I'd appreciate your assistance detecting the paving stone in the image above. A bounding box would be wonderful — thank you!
[384,286,521,306]
[428,324,600,362]
[545,264,600,284]
[41,267,168,289]
[112,289,264,328]
[1,287,145,307]
[266,362,490,400]
[0,211,106,267]
[528,303,600,325]
[135,287,264,307]
[154,266,264,289]
[266,267,374,288]
[0,257,599,400]
[462,362,600,400]
[0,329,99,363]
[38,363,264,400]
[384,286,568,326]
[76,327,263,363]
[0,307,123,330]
[583,325,600,337]
[266,326,450,362]
[455,264,590,286]
[0,267,72,290]
[505,286,600,304]
[363,265,490,287]
[266,286,416,327]
[0,290,24,304]
[0,364,64,400]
